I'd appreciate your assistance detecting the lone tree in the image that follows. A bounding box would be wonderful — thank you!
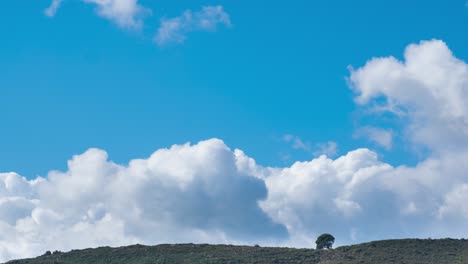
[316,233,335,249]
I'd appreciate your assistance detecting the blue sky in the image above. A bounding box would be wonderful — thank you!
[2,0,466,177]
[1,0,468,261]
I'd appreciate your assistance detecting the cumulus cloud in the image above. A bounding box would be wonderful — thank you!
[2,39,468,262]
[260,150,468,245]
[438,184,468,219]
[349,39,468,154]
[2,140,468,261]
[46,0,149,29]
[0,140,286,262]
[250,40,468,244]
[154,6,231,46]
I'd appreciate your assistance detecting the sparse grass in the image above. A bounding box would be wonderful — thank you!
[6,239,468,264]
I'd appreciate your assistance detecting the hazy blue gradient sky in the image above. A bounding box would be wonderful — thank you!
[1,0,466,177]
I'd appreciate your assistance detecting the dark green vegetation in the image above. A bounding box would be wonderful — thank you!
[6,239,468,264]
[316,233,335,249]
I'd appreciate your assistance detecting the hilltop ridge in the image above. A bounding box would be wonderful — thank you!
[6,238,468,264]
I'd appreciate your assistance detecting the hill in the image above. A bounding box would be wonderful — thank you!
[6,239,468,264]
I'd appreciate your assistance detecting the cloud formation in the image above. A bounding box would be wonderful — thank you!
[45,0,150,28]
[349,40,468,154]
[44,0,62,17]
[1,39,468,262]
[154,6,231,46]
[0,140,287,262]
[282,134,311,151]
[83,0,149,28]
[354,126,393,150]
[44,2,231,43]
[314,141,338,157]
[282,135,338,157]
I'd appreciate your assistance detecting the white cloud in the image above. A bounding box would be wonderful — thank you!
[0,140,286,262]
[314,141,338,157]
[438,184,468,220]
[44,0,62,17]
[44,2,231,42]
[154,6,231,46]
[349,39,468,154]
[2,39,468,262]
[3,139,468,261]
[282,134,311,151]
[83,0,149,29]
[46,0,149,29]
[282,135,337,157]
[259,149,394,246]
[260,40,468,246]
[354,126,393,150]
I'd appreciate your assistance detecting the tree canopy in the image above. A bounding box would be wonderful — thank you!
[316,233,335,249]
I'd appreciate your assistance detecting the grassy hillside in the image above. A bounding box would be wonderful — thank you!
[6,239,468,264]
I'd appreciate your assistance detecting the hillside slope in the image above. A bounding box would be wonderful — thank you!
[6,239,468,264]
